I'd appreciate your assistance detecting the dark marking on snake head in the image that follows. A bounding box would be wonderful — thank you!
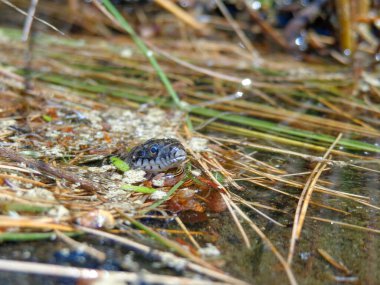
[125,138,187,173]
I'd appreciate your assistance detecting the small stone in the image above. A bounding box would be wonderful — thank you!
[122,170,146,184]
[189,137,209,152]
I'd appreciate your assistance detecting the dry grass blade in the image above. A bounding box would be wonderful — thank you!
[287,133,342,265]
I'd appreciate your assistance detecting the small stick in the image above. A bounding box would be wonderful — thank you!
[0,147,105,199]
[55,230,106,262]
[22,0,39,42]
[0,259,228,285]
[77,226,249,285]
[244,2,289,50]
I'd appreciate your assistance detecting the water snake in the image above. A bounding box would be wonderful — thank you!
[125,138,187,173]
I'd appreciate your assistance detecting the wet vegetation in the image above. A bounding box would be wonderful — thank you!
[0,0,379,284]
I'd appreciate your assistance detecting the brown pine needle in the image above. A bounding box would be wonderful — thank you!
[234,160,369,202]
[175,216,201,250]
[236,198,286,227]
[154,0,206,31]
[309,216,380,234]
[0,220,74,231]
[317,248,352,275]
[0,173,48,187]
[221,192,251,248]
[287,133,342,265]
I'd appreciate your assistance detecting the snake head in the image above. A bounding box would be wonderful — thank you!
[126,138,187,173]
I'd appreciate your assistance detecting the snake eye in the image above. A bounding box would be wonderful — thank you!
[150,145,159,154]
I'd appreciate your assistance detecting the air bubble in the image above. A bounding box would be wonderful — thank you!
[241,78,252,87]
[343,49,351,57]
[294,32,307,51]
[251,1,261,10]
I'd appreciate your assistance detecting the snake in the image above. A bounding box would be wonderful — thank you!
[125,138,187,173]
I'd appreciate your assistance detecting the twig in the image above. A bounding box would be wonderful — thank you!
[0,147,105,198]
[244,1,289,49]
[283,0,327,49]
[22,0,39,42]
[214,0,259,60]
[0,0,64,36]
[55,230,106,262]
